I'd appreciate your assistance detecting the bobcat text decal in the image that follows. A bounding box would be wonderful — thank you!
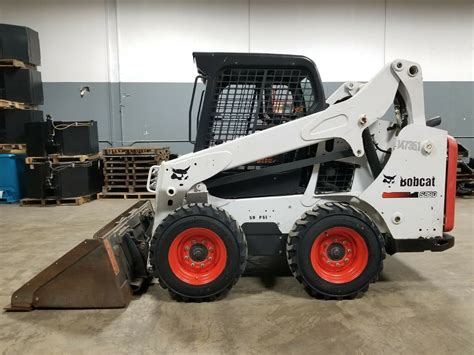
[382,174,437,198]
[400,176,435,187]
[382,175,436,187]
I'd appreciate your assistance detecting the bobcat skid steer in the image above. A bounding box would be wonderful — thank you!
[7,53,457,310]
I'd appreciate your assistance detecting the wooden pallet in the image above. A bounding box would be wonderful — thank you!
[102,185,149,193]
[103,146,170,159]
[97,192,155,200]
[0,59,36,69]
[25,152,101,164]
[457,173,474,183]
[103,155,163,163]
[105,178,148,183]
[104,165,154,172]
[0,143,26,154]
[0,99,37,110]
[20,193,97,207]
[101,151,167,198]
[104,171,149,177]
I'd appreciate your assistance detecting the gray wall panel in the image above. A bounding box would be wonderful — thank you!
[41,83,119,149]
[423,82,473,141]
[41,81,474,155]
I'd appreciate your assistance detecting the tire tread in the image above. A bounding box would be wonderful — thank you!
[150,203,247,302]
[286,202,385,299]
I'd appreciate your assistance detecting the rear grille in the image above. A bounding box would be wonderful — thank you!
[315,161,356,194]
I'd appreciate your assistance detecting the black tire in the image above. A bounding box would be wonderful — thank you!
[150,203,247,301]
[286,202,385,299]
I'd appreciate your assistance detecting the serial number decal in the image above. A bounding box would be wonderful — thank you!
[397,140,421,151]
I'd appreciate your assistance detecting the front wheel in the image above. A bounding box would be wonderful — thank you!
[286,202,385,299]
[150,203,247,301]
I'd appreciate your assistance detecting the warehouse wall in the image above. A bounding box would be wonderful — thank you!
[1,0,472,153]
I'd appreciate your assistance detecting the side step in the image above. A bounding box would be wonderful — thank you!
[5,200,154,311]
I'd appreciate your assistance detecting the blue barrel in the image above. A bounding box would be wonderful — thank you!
[0,154,26,203]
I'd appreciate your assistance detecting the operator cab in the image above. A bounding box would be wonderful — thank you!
[190,52,327,198]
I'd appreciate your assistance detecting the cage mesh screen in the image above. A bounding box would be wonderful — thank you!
[207,68,316,148]
[315,161,356,194]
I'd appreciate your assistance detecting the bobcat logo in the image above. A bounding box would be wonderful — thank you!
[171,166,190,181]
[383,174,397,185]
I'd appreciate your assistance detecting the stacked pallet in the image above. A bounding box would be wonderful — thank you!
[0,24,43,203]
[0,24,43,153]
[457,143,474,197]
[98,147,170,199]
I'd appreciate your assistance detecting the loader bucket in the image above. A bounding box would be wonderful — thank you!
[5,200,154,311]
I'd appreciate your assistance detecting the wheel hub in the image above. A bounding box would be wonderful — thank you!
[327,242,345,261]
[189,243,208,262]
[310,227,369,284]
[168,227,227,285]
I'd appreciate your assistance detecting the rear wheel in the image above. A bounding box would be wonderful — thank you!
[286,202,385,299]
[151,203,247,301]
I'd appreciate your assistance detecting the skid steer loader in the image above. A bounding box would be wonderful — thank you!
[7,53,457,310]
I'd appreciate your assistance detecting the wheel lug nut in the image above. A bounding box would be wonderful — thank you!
[327,260,331,264]
[347,249,352,253]
[208,256,212,261]
[192,240,196,244]
[209,247,213,252]
[336,263,340,267]
[185,246,190,251]
[344,258,349,263]
[191,262,195,267]
[184,256,189,260]
[200,263,205,268]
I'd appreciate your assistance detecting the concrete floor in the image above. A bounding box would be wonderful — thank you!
[0,198,473,354]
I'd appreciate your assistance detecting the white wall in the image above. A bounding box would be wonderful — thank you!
[0,0,110,82]
[385,0,473,82]
[117,0,249,82]
[249,0,386,82]
[0,0,472,82]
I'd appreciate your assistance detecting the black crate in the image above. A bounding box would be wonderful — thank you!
[25,120,99,156]
[24,162,51,199]
[55,160,103,198]
[24,160,103,199]
[0,109,43,143]
[54,120,99,155]
[25,121,53,157]
[0,24,41,66]
[0,68,43,105]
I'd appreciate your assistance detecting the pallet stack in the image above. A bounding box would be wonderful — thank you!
[0,24,43,203]
[457,143,474,197]
[98,147,170,199]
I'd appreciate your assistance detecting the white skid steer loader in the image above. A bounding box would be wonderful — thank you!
[7,53,457,310]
